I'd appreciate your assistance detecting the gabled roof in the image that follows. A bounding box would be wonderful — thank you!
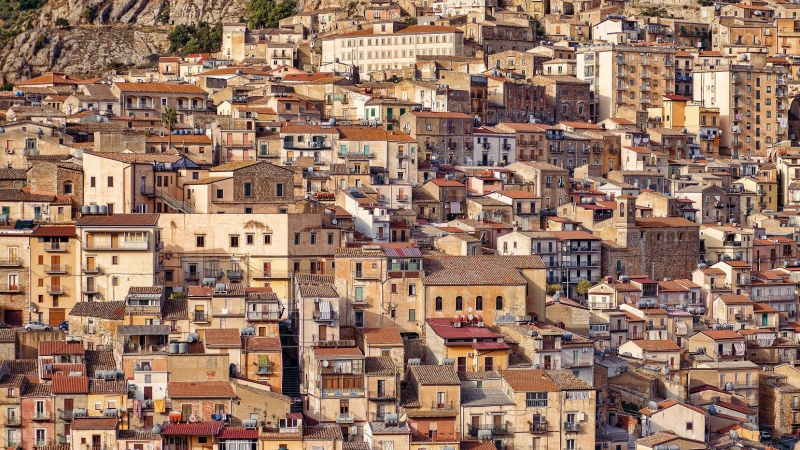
[167,381,236,398]
[39,341,84,356]
[76,213,160,227]
[204,329,243,348]
[114,82,207,94]
[499,369,558,392]
[161,421,223,436]
[51,375,89,394]
[409,365,461,385]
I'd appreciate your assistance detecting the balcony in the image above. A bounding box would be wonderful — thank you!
[321,388,365,398]
[397,152,409,159]
[313,310,337,322]
[431,400,454,410]
[468,424,512,436]
[184,272,200,282]
[5,416,20,426]
[0,257,21,267]
[530,422,548,433]
[368,390,396,400]
[312,334,356,347]
[355,271,380,279]
[47,284,65,295]
[44,264,68,274]
[192,312,209,323]
[83,284,98,294]
[0,284,21,293]
[44,243,68,252]
[411,432,459,443]
[82,265,101,274]
[32,412,51,421]
[564,422,580,432]
[336,413,355,423]
[58,410,73,421]
[247,310,282,321]
[227,269,243,280]
[84,241,149,251]
[396,194,409,202]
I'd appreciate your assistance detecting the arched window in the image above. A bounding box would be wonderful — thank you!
[475,296,483,311]
[619,202,625,217]
[455,296,463,311]
[435,296,443,311]
[496,296,504,310]
[64,182,73,195]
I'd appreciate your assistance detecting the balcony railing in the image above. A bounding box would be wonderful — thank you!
[58,410,73,421]
[431,400,454,410]
[411,432,459,443]
[564,422,580,432]
[47,284,65,295]
[368,390,396,400]
[0,284,22,293]
[321,388,365,398]
[44,264,68,274]
[468,424,512,436]
[185,272,200,281]
[44,243,68,252]
[84,241,149,251]
[32,412,51,421]
[247,311,282,321]
[192,312,209,323]
[355,271,380,279]
[530,422,547,433]
[0,257,21,267]
[336,413,354,423]
[5,416,20,426]
[82,265,101,274]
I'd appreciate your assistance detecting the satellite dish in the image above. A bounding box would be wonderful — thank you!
[331,218,338,225]
[322,360,330,367]
[728,430,739,441]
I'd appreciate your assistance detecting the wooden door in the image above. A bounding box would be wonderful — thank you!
[50,255,60,267]
[457,357,467,372]
[5,310,22,326]
[110,234,119,248]
[181,404,192,421]
[318,324,327,341]
[143,386,153,400]
[86,233,94,248]
[64,398,74,411]
[86,256,96,271]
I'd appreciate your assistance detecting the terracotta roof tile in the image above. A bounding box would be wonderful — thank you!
[168,381,236,398]
[303,426,344,440]
[499,369,558,392]
[5,359,37,375]
[365,356,396,375]
[699,330,743,340]
[422,255,543,286]
[76,213,160,227]
[363,328,403,345]
[409,365,460,385]
[31,225,76,237]
[115,82,207,94]
[298,284,339,298]
[629,339,681,352]
[85,350,116,375]
[219,428,260,439]
[163,299,188,320]
[161,421,223,436]
[243,336,282,352]
[69,301,126,320]
[205,329,243,348]
[314,347,363,358]
[89,379,127,394]
[22,382,52,397]
[39,341,84,356]
[51,375,89,394]
[84,151,183,164]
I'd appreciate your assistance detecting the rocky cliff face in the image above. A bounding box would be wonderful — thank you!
[0,0,249,83]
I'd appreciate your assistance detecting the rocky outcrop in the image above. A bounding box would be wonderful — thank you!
[0,0,249,83]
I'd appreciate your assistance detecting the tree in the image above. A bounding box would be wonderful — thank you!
[54,18,69,28]
[167,22,222,56]
[575,279,592,297]
[161,106,178,152]
[546,283,562,296]
[246,0,296,29]
[82,5,97,23]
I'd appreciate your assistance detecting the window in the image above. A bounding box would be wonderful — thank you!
[196,235,205,248]
[294,233,300,245]
[230,235,239,247]
[112,256,118,265]
[144,374,152,383]
[328,233,334,245]
[686,422,694,431]
[476,296,483,310]
[246,234,254,245]
[525,392,548,407]
[244,182,253,197]
[455,296,463,310]
[435,296,443,311]
[63,182,72,194]
[90,177,96,188]
[264,234,271,245]
[107,176,114,187]
[496,296,504,310]
[216,189,224,199]
[408,309,416,322]
[276,183,284,197]
[408,284,416,296]
[311,233,317,245]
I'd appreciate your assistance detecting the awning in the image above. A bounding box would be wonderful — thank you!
[118,325,171,335]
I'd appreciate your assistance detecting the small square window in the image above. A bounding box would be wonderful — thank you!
[230,235,239,247]
[112,256,118,265]
[244,182,253,197]
[246,234,254,245]
[216,189,224,199]
[107,176,114,187]
[196,235,205,248]
[276,183,284,197]
[264,234,272,245]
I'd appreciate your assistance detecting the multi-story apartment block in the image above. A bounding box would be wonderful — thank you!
[112,82,208,122]
[0,219,35,326]
[75,213,162,302]
[528,75,592,124]
[693,54,789,158]
[29,225,78,327]
[577,42,676,121]
[321,23,464,74]
[401,111,473,164]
